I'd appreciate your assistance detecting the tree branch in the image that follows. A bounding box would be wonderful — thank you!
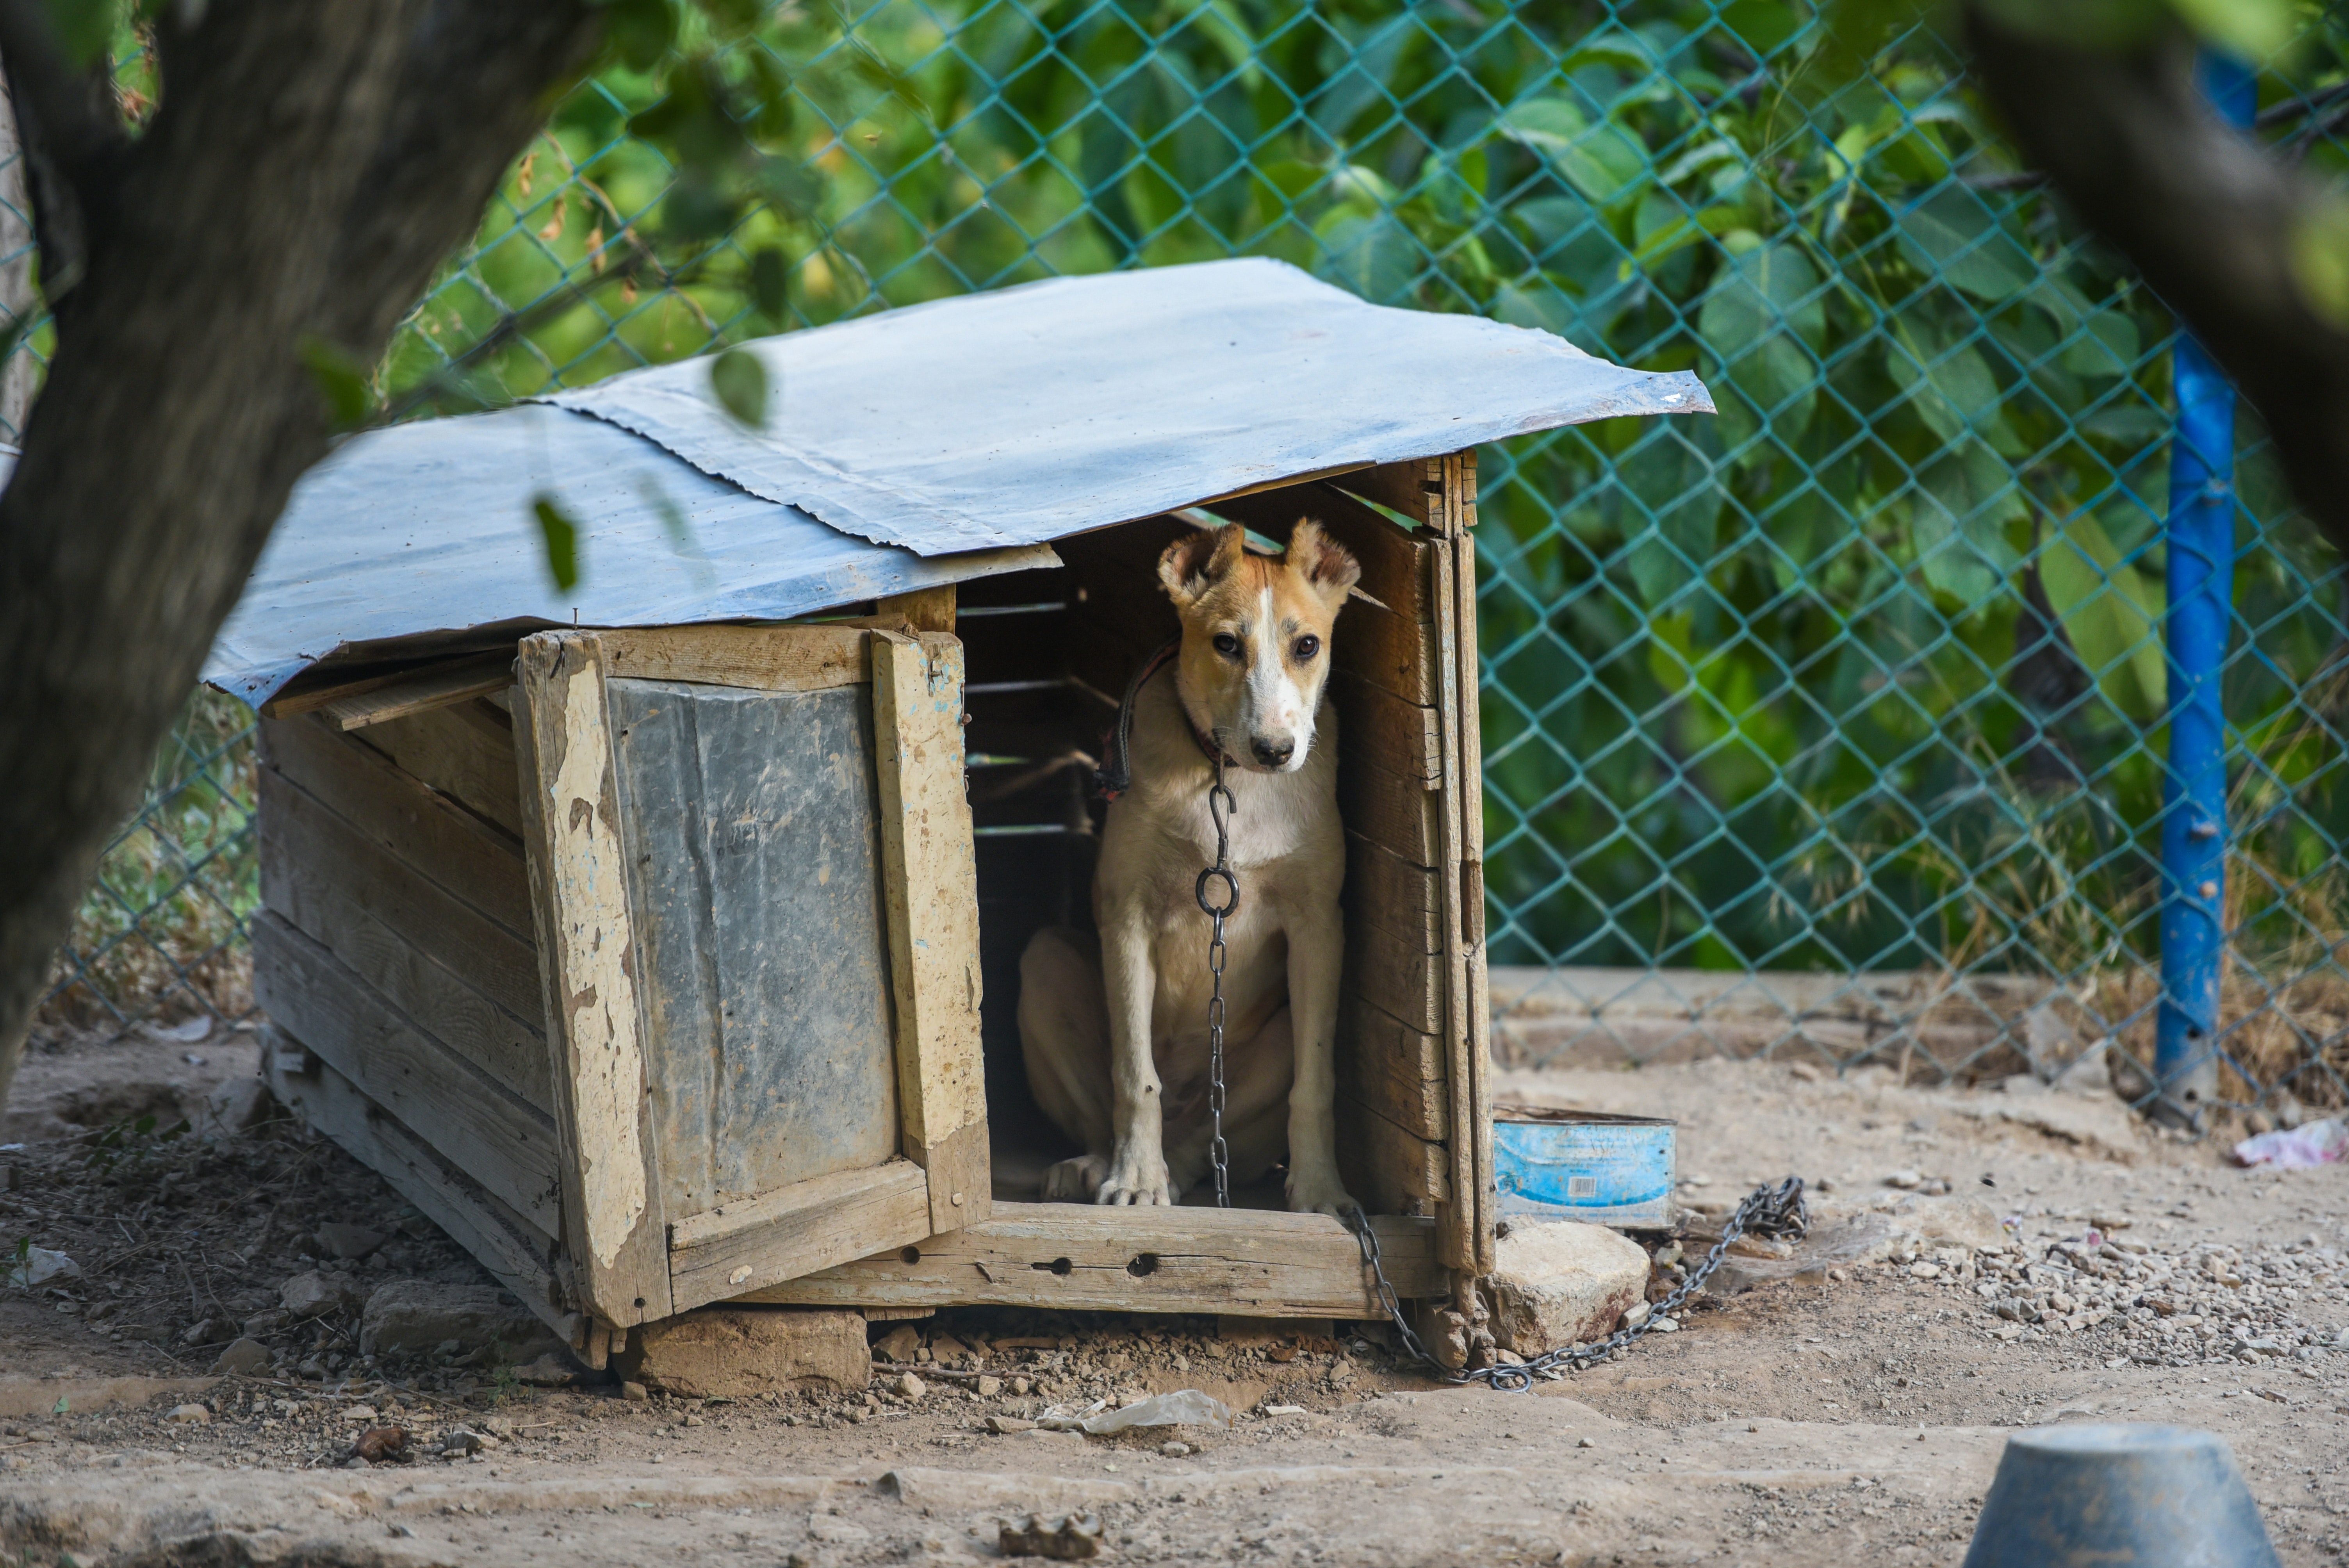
[0,0,126,294]
[1963,9,2349,559]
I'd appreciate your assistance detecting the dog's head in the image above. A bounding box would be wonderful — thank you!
[1158,519,1360,773]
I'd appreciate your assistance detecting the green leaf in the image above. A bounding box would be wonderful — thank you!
[709,346,770,429]
[44,0,116,68]
[1893,188,2034,303]
[598,0,677,71]
[531,495,582,593]
[1887,337,2003,448]
[2168,0,2294,59]
[52,1394,69,1415]
[2039,511,2166,720]
[296,336,373,431]
[749,247,788,325]
[1496,99,1648,207]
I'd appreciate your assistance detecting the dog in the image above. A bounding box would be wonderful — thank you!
[1017,518,1361,1214]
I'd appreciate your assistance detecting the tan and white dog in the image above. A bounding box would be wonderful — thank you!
[1018,519,1361,1214]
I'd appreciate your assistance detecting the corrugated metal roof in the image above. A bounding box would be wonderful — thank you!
[545,258,1710,554]
[204,258,1709,707]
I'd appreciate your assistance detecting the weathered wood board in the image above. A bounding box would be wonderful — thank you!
[741,1203,1442,1317]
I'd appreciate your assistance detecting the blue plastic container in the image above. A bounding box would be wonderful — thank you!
[1492,1106,1675,1229]
[1963,1424,2278,1568]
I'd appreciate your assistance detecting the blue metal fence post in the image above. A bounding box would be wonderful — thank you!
[2153,55,2254,1126]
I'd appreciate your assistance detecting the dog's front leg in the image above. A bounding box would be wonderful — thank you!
[1283,901,1355,1218]
[1095,907,1173,1205]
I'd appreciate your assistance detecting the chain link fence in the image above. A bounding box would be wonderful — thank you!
[33,0,2349,1121]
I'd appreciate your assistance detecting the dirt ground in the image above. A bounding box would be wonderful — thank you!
[4,1036,2347,1567]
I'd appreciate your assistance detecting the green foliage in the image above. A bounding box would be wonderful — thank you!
[531,495,583,592]
[708,344,769,426]
[296,337,374,430]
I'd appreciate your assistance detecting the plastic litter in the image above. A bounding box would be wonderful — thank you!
[1037,1389,1232,1434]
[6,1247,80,1289]
[2231,1118,2347,1169]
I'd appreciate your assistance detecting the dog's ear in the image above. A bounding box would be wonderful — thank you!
[1285,519,1360,611]
[1158,523,1246,608]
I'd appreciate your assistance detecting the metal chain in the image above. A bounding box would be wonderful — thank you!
[1194,756,1239,1209]
[1345,1177,1809,1392]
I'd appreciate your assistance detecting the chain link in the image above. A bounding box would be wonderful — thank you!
[1194,755,1239,1209]
[1346,1177,1809,1392]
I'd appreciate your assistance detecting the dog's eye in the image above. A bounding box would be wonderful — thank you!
[1293,634,1319,661]
[1212,633,1241,658]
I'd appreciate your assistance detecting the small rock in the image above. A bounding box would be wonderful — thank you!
[620,1381,650,1403]
[1482,1221,1653,1354]
[682,1413,706,1427]
[0,1247,67,1291]
[1620,1301,1652,1331]
[1910,1262,1942,1280]
[358,1279,560,1360]
[930,1333,975,1367]
[874,1324,923,1363]
[1886,1170,1922,1190]
[893,1372,927,1399]
[314,1223,389,1261]
[617,1307,870,1399]
[242,1308,291,1337]
[1576,1436,1596,1449]
[280,1270,362,1319]
[975,1375,1003,1397]
[165,1404,210,1424]
[181,1317,235,1347]
[1789,1062,1821,1083]
[1010,1376,1032,1396]
[1160,1440,1192,1457]
[1651,1316,1680,1333]
[985,1415,1037,1434]
[210,1338,274,1376]
[440,1429,483,1456]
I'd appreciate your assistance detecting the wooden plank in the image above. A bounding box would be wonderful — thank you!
[740,1203,1445,1317]
[1425,466,1476,1277]
[1333,593,1439,708]
[1345,898,1440,1035]
[1337,748,1442,870]
[668,1160,932,1312]
[350,697,522,838]
[258,767,545,1029]
[1346,831,1440,955]
[1328,670,1439,786]
[260,1029,593,1362]
[595,624,868,691]
[262,648,506,721]
[1195,460,1379,511]
[1332,458,1441,528]
[261,715,532,936]
[320,651,517,732]
[1337,1094,1450,1215]
[1448,456,1497,1276]
[513,631,673,1326]
[872,631,993,1235]
[252,912,561,1234]
[869,584,957,633]
[261,826,550,1108]
[1340,989,1449,1140]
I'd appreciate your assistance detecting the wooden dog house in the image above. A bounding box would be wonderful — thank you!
[209,260,1709,1368]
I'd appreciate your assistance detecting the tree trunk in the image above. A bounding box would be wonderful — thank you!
[1965,9,2349,559]
[0,0,599,1113]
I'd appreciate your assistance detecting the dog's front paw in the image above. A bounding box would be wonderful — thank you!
[1285,1162,1357,1221]
[1096,1144,1173,1206]
[1043,1154,1108,1202]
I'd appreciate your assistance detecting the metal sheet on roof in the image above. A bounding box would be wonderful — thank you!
[202,404,1051,709]
[542,257,1711,555]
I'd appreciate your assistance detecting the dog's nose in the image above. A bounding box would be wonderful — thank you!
[1251,736,1294,767]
